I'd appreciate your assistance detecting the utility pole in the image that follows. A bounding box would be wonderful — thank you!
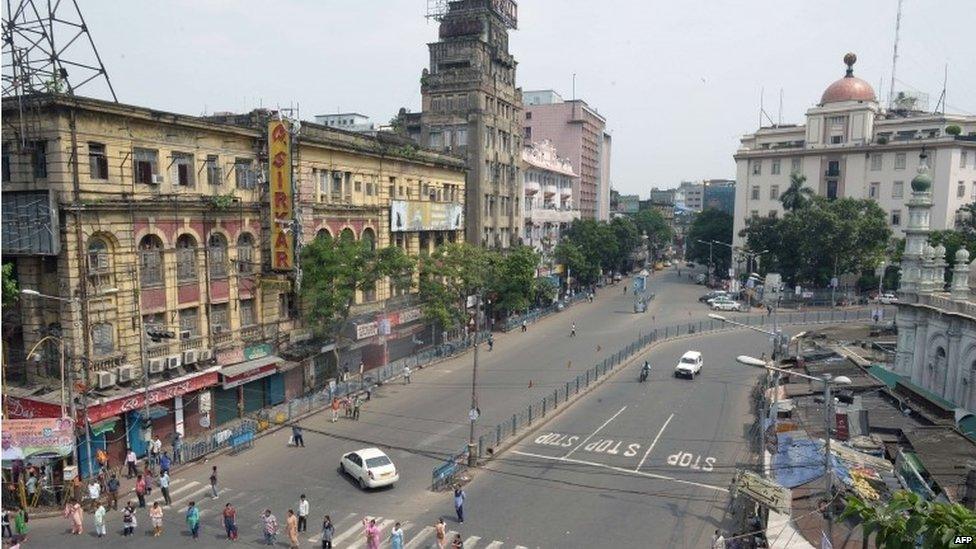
[467,292,482,466]
[823,373,835,544]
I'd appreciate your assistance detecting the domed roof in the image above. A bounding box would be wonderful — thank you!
[820,53,877,105]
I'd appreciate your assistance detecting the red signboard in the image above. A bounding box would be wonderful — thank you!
[4,396,64,420]
[86,370,219,423]
[835,411,850,441]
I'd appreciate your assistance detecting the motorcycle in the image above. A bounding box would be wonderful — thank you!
[639,367,649,383]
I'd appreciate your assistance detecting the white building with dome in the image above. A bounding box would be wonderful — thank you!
[732,53,976,250]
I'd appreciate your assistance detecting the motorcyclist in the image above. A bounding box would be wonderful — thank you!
[639,361,650,382]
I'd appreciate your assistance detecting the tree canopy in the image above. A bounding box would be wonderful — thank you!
[779,171,815,212]
[686,209,734,277]
[841,490,976,549]
[632,208,673,255]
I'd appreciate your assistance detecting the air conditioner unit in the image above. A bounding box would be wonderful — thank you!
[198,349,213,362]
[148,358,166,374]
[151,174,164,184]
[116,364,137,383]
[96,370,117,389]
[180,330,192,340]
[183,349,198,365]
[166,354,182,370]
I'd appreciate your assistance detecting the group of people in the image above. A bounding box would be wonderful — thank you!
[329,394,364,422]
[1,507,30,545]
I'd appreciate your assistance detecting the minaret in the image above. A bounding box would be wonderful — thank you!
[897,151,934,295]
[950,248,970,300]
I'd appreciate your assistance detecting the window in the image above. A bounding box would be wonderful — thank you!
[30,140,48,178]
[354,180,362,193]
[87,237,110,273]
[176,234,198,282]
[237,233,254,274]
[134,148,158,184]
[771,159,781,175]
[210,303,228,333]
[173,152,194,187]
[278,293,292,319]
[769,185,779,200]
[791,157,801,173]
[240,299,255,327]
[826,160,840,176]
[895,153,907,170]
[870,153,883,171]
[892,181,904,198]
[178,307,199,337]
[826,180,838,199]
[143,313,165,344]
[208,233,228,278]
[331,172,343,201]
[525,111,532,120]
[366,181,374,196]
[869,182,880,199]
[751,160,761,175]
[235,158,256,189]
[960,182,967,198]
[972,182,976,200]
[91,323,114,356]
[524,126,532,140]
[751,185,760,200]
[891,210,902,226]
[139,235,164,286]
[88,143,108,180]
[206,155,221,185]
[963,152,969,169]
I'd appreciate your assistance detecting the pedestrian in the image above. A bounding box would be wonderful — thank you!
[262,509,278,546]
[122,501,136,536]
[149,501,163,537]
[390,521,404,549]
[521,320,527,332]
[452,532,464,548]
[570,322,576,337]
[125,449,138,478]
[159,470,172,505]
[321,514,334,549]
[1,507,11,539]
[185,501,200,539]
[142,463,154,497]
[25,472,38,502]
[353,395,362,420]
[435,518,447,549]
[453,485,465,524]
[487,334,493,351]
[403,366,411,385]
[151,436,163,469]
[292,425,305,447]
[209,466,218,499]
[297,494,309,532]
[172,432,183,464]
[95,448,109,474]
[222,503,238,540]
[766,304,773,316]
[106,473,119,510]
[343,396,353,418]
[63,498,83,535]
[362,518,381,549]
[331,397,341,422]
[286,509,299,548]
[87,478,101,510]
[135,474,147,508]
[159,451,171,475]
[93,502,106,538]
[711,529,726,549]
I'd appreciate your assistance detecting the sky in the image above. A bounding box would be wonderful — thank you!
[62,0,976,196]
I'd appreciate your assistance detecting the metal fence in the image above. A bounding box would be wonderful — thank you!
[501,292,590,332]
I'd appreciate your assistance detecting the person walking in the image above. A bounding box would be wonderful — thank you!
[362,518,381,549]
[185,501,200,539]
[320,515,334,549]
[159,470,172,505]
[434,518,447,549]
[25,473,38,503]
[159,451,171,475]
[142,463,154,498]
[87,478,101,511]
[209,466,219,499]
[390,522,404,549]
[63,499,83,535]
[135,474,147,508]
[149,501,164,537]
[106,473,120,510]
[451,533,464,548]
[521,320,527,333]
[262,509,278,546]
[121,501,136,537]
[2,507,11,539]
[486,334,494,351]
[222,503,238,540]
[172,432,183,464]
[297,494,309,532]
[453,485,465,524]
[93,502,106,538]
[330,397,341,422]
[150,436,163,470]
[292,425,305,447]
[353,395,362,420]
[125,449,138,478]
[286,509,299,549]
[403,366,411,385]
[711,529,726,549]
[570,322,576,337]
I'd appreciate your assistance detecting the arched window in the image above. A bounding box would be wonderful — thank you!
[139,235,164,286]
[316,229,332,244]
[91,323,114,356]
[87,237,109,273]
[361,228,376,251]
[340,228,355,244]
[237,233,254,274]
[176,234,198,282]
[208,233,228,278]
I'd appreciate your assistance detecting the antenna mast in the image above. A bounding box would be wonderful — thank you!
[934,63,947,114]
[887,0,903,109]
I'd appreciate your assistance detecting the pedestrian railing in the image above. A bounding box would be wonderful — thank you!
[501,293,590,332]
[473,308,879,462]
[430,445,470,491]
[178,419,257,464]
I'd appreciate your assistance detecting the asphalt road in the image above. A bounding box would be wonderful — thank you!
[23,267,780,548]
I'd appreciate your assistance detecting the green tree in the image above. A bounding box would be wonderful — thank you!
[554,240,596,287]
[418,243,495,331]
[532,276,558,306]
[2,262,18,306]
[780,172,815,212]
[686,209,733,277]
[633,209,673,255]
[488,245,539,316]
[609,216,639,271]
[841,491,976,549]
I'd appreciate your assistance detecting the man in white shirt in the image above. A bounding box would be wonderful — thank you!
[125,449,138,478]
[297,494,309,532]
[150,437,162,467]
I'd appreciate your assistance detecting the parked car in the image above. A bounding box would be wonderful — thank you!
[707,295,735,306]
[699,290,728,303]
[695,273,707,285]
[340,447,399,489]
[878,292,898,304]
[711,300,742,312]
[674,351,703,379]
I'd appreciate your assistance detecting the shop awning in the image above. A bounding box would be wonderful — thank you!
[89,418,118,436]
[220,355,281,389]
[136,405,169,420]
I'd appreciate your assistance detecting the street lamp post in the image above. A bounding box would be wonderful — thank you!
[467,292,483,467]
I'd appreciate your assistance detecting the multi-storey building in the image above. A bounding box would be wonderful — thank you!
[410,0,523,248]
[521,140,580,254]
[1,94,464,473]
[676,181,704,212]
[522,90,610,221]
[617,194,640,214]
[314,113,378,133]
[733,53,976,249]
[702,179,736,215]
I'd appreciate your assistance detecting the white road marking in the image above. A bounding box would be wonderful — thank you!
[483,542,504,549]
[332,517,378,547]
[379,521,414,548]
[403,525,435,548]
[514,546,530,549]
[635,412,675,472]
[513,449,728,493]
[168,485,214,507]
[463,535,482,546]
[167,480,200,497]
[307,512,358,542]
[562,406,628,459]
[347,519,395,549]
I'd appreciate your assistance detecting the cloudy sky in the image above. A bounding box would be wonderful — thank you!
[74,0,976,196]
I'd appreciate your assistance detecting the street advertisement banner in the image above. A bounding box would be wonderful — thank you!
[268,119,294,270]
[2,417,75,460]
[390,200,463,232]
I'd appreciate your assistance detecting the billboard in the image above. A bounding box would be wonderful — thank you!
[268,120,294,270]
[2,417,75,460]
[390,200,463,232]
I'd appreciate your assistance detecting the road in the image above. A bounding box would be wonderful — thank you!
[24,268,789,547]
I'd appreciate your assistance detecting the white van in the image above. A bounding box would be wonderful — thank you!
[674,351,703,379]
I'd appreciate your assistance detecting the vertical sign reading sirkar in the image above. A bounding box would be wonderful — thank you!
[269,120,294,270]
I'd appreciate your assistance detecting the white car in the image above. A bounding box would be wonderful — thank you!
[711,300,742,312]
[706,295,733,306]
[878,292,898,304]
[340,447,399,489]
[674,351,703,379]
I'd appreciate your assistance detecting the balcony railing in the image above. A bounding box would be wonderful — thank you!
[179,335,203,351]
[241,325,262,341]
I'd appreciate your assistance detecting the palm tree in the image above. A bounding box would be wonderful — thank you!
[779,172,815,212]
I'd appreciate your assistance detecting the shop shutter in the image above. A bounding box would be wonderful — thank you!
[214,387,239,426]
[266,373,285,406]
[242,379,265,414]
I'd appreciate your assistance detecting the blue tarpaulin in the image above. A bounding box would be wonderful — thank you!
[773,435,849,488]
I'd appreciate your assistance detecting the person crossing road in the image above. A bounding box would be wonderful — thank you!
[570,322,576,337]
